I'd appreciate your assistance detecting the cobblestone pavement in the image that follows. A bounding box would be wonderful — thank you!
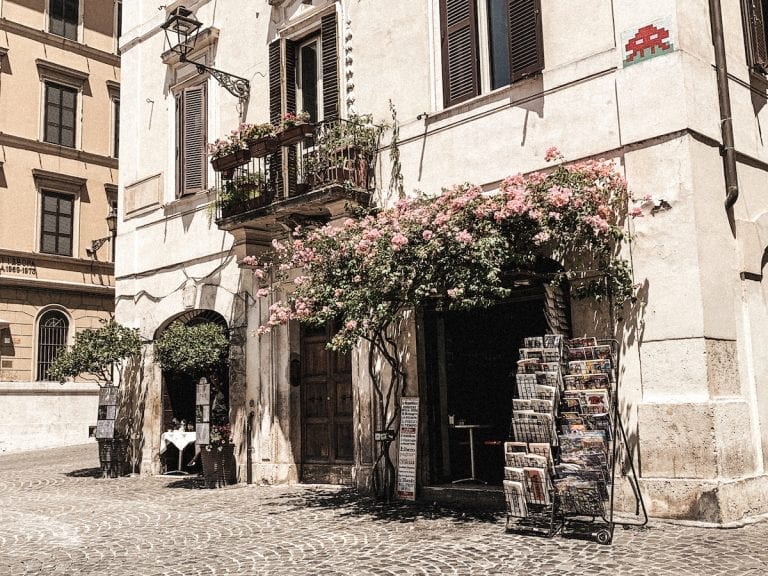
[0,444,767,576]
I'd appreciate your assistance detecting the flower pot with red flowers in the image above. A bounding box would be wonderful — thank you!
[242,122,279,158]
[277,111,314,146]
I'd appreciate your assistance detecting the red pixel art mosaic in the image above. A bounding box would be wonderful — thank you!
[624,24,673,66]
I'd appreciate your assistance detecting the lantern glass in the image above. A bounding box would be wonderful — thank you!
[161,7,202,59]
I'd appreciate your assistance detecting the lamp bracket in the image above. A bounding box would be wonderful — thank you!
[192,61,250,102]
[87,236,111,257]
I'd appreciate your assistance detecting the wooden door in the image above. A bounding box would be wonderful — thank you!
[300,324,354,484]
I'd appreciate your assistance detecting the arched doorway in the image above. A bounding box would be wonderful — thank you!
[155,310,229,474]
[422,262,570,485]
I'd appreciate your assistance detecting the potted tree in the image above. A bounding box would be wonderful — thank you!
[154,321,233,486]
[48,320,142,478]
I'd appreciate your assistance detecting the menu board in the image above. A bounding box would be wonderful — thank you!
[396,397,420,500]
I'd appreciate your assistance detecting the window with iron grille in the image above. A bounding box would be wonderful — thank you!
[440,0,544,108]
[37,310,68,381]
[175,83,207,197]
[744,1,768,73]
[49,0,79,41]
[44,81,77,148]
[40,190,74,256]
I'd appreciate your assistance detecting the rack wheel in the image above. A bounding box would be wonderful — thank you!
[596,529,612,545]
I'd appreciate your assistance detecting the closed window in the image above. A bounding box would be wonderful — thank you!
[744,1,768,72]
[49,0,79,41]
[113,99,120,158]
[440,0,544,108]
[37,310,68,381]
[40,191,74,256]
[44,82,77,148]
[175,83,207,196]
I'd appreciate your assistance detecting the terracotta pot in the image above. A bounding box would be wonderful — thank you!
[278,123,314,146]
[247,135,279,158]
[211,149,251,172]
[200,444,236,488]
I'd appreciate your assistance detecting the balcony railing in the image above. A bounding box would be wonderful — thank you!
[213,118,382,224]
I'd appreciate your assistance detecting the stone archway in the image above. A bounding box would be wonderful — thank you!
[154,309,229,474]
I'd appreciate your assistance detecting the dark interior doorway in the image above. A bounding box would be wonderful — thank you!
[423,289,550,485]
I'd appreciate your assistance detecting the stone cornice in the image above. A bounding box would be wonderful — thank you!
[0,18,120,67]
[0,247,114,275]
[0,133,118,169]
[0,274,114,296]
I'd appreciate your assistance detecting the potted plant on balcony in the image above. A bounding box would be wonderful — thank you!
[277,111,313,146]
[315,114,381,189]
[215,171,269,217]
[242,122,279,158]
[209,131,250,173]
[48,320,143,478]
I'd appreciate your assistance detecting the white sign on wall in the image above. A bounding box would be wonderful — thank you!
[396,397,420,501]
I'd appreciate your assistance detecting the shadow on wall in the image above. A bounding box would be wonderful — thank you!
[117,346,149,474]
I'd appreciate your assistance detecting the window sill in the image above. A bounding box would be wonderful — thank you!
[429,75,543,125]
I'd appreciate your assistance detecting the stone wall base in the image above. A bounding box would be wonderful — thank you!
[614,474,768,525]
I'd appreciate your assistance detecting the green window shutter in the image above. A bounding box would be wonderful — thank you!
[180,84,207,196]
[508,0,544,82]
[440,0,480,107]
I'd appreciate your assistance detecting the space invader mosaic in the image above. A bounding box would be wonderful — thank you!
[622,19,675,67]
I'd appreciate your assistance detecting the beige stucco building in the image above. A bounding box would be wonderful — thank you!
[0,0,121,452]
[117,0,768,524]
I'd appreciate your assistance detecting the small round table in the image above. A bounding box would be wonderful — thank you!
[451,424,491,484]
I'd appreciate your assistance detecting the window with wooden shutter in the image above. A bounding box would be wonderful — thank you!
[745,1,768,72]
[269,39,284,197]
[508,0,544,82]
[441,0,480,107]
[44,82,77,148]
[321,13,340,122]
[440,0,544,107]
[49,0,78,41]
[175,83,207,197]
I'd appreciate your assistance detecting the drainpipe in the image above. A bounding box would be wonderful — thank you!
[709,0,739,214]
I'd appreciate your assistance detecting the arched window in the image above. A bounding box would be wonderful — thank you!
[37,310,69,381]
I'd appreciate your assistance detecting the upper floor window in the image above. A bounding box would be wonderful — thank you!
[49,0,79,41]
[44,81,77,148]
[113,98,120,158]
[744,1,768,73]
[175,83,207,197]
[37,310,69,381]
[40,190,74,256]
[298,37,322,124]
[440,0,544,108]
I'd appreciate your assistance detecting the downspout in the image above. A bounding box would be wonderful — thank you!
[709,0,739,216]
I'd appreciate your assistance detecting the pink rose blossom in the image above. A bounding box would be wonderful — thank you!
[391,232,409,250]
[345,320,358,331]
[422,230,434,241]
[456,230,473,244]
[630,207,644,218]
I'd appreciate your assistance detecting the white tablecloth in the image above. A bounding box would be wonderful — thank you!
[160,431,197,454]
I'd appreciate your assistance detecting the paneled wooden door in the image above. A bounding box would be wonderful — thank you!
[300,324,354,484]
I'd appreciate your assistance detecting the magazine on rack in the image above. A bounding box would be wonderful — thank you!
[544,334,564,349]
[531,398,554,414]
[563,373,610,390]
[519,348,545,360]
[504,466,525,482]
[517,359,540,375]
[504,480,529,517]
[535,384,557,400]
[523,336,544,348]
[535,371,560,387]
[516,377,537,400]
[513,398,533,412]
[567,337,597,348]
[524,467,550,504]
[528,442,554,472]
[567,344,612,361]
[568,359,612,375]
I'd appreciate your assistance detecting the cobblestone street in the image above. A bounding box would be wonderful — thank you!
[0,444,766,575]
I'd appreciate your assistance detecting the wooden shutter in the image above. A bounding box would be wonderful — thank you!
[178,84,207,196]
[321,13,339,121]
[285,40,297,196]
[269,39,284,197]
[508,0,544,82]
[747,1,768,71]
[440,0,479,108]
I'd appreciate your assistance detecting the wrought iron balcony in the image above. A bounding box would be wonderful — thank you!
[213,118,382,229]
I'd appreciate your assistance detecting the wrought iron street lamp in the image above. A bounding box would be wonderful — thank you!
[87,206,118,259]
[161,7,250,103]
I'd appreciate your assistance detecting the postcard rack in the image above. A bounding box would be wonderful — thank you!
[505,334,645,545]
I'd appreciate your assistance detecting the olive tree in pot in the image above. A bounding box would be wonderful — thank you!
[48,320,142,478]
[154,321,233,486]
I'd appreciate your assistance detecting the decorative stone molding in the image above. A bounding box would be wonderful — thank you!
[32,169,87,195]
[35,59,89,89]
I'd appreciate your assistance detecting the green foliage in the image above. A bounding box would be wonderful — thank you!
[216,172,264,209]
[155,322,229,377]
[48,320,142,386]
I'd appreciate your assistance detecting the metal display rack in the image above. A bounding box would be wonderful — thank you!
[505,335,647,544]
